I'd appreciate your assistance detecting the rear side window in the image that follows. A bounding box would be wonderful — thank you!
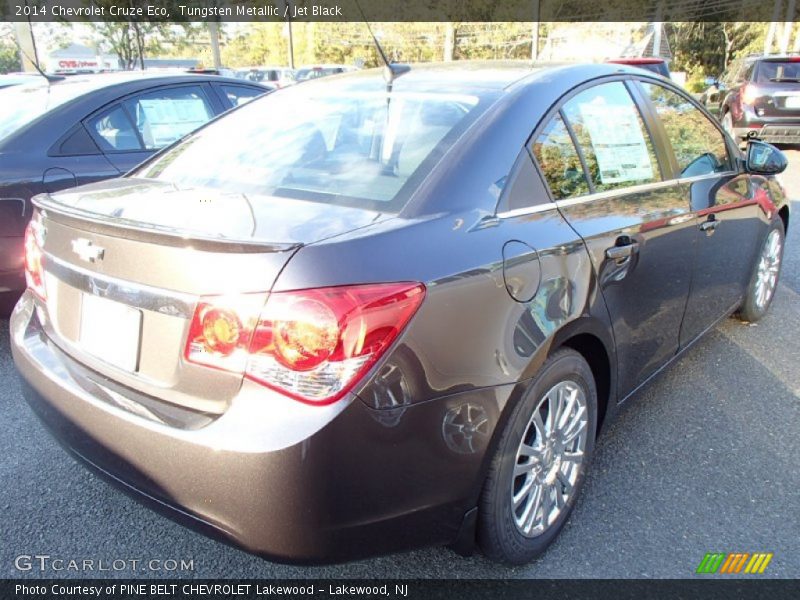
[531,114,590,200]
[221,85,266,107]
[89,105,142,151]
[641,82,731,177]
[562,82,661,193]
[122,86,214,150]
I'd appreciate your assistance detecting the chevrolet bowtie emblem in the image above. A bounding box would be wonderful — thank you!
[71,238,105,263]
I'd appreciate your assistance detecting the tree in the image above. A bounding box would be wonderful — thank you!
[0,23,21,73]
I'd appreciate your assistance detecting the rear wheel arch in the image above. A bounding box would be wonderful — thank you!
[557,333,611,435]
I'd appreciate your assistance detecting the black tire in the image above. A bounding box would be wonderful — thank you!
[478,348,597,565]
[738,219,785,323]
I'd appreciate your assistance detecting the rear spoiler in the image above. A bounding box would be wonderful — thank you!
[32,194,301,254]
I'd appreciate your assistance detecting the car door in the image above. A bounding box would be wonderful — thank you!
[637,80,764,345]
[531,79,697,399]
[84,84,217,173]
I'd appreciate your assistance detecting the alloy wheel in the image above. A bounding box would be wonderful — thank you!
[755,229,782,310]
[510,380,588,537]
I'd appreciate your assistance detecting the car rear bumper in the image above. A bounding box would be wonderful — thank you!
[10,292,499,563]
[733,123,800,143]
[732,113,800,143]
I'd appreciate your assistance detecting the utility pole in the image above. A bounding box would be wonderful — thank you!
[444,22,455,62]
[531,0,540,61]
[287,20,294,68]
[13,21,38,72]
[765,0,782,55]
[780,0,796,53]
[208,22,222,70]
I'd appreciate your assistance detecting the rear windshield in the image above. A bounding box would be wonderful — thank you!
[134,85,483,212]
[756,60,800,83]
[0,82,87,143]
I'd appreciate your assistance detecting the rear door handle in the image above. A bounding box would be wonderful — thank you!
[605,241,639,261]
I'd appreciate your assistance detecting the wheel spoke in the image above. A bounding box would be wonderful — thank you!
[554,478,566,508]
[556,469,573,497]
[532,411,547,442]
[518,442,542,459]
[541,485,554,525]
[513,475,535,508]
[521,484,544,533]
[562,450,584,465]
[557,386,578,430]
[514,459,538,477]
[561,405,587,444]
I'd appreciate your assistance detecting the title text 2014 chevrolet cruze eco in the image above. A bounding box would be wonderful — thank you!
[10,63,790,565]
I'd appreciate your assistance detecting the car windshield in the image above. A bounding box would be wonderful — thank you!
[756,60,800,82]
[0,82,87,142]
[134,84,483,212]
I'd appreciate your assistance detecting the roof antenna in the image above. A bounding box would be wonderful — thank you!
[352,0,410,86]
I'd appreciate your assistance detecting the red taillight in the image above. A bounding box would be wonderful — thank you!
[23,221,46,300]
[184,283,426,405]
[184,295,265,373]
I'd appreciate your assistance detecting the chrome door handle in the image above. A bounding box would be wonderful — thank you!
[605,242,639,261]
[700,218,719,232]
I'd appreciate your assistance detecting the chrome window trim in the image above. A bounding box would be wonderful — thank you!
[497,202,559,219]
[498,170,737,218]
[45,253,197,319]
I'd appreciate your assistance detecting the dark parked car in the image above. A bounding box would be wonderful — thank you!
[606,57,671,78]
[709,54,800,145]
[0,72,271,314]
[10,63,789,565]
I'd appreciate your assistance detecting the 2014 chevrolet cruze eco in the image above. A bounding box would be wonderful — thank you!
[10,63,790,565]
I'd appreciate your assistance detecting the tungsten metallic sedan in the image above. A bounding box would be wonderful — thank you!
[10,62,790,565]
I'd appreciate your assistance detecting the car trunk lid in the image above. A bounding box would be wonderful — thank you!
[31,178,389,414]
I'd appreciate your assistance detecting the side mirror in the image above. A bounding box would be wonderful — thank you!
[745,140,787,175]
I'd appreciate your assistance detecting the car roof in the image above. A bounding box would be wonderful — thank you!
[19,71,262,96]
[298,61,650,95]
[607,57,666,65]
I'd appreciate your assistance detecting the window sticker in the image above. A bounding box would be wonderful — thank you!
[577,100,654,185]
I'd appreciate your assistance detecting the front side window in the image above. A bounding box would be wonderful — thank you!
[530,114,590,200]
[641,82,731,178]
[562,82,661,193]
[134,85,483,211]
[122,86,214,151]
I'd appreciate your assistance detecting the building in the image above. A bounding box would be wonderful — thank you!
[47,43,119,74]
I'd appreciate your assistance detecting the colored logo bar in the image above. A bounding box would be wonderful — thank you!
[696,552,773,574]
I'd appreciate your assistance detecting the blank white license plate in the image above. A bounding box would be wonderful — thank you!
[79,294,142,372]
[785,96,800,109]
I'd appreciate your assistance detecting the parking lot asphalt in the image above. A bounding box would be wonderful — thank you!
[2,155,799,580]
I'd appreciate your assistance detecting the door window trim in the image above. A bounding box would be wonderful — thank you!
[524,75,670,206]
